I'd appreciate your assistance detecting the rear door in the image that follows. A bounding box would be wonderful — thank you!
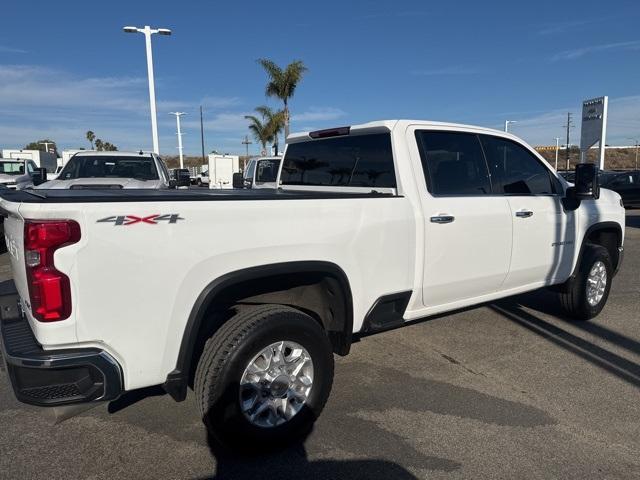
[480,134,575,288]
[413,130,513,307]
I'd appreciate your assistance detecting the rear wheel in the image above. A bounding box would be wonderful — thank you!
[559,244,612,321]
[194,304,334,450]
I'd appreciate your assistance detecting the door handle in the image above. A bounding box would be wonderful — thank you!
[430,215,455,224]
[515,210,534,218]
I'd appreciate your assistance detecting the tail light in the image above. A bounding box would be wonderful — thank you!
[24,220,81,322]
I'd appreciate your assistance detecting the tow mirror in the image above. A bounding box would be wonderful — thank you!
[232,172,244,189]
[573,163,600,200]
[32,168,47,186]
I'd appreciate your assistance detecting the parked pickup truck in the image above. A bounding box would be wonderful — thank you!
[0,120,625,449]
[39,151,184,189]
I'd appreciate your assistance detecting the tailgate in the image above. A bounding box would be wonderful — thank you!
[0,199,27,305]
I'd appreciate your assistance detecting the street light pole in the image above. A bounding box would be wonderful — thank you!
[504,120,516,132]
[123,25,172,154]
[554,137,560,171]
[170,112,186,168]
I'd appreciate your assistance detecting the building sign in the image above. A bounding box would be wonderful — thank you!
[580,96,608,168]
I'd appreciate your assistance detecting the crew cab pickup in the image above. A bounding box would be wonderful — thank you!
[0,120,625,449]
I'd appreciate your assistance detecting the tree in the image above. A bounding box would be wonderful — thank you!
[254,105,285,155]
[93,138,118,151]
[86,131,96,149]
[244,115,269,155]
[257,58,307,138]
[24,139,58,155]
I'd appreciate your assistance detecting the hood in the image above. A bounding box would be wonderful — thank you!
[37,177,165,189]
[0,173,22,183]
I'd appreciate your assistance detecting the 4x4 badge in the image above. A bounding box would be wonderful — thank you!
[97,214,184,226]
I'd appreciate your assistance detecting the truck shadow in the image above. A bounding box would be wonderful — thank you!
[490,291,640,389]
[199,429,420,480]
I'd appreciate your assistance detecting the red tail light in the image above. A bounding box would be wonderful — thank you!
[24,220,81,322]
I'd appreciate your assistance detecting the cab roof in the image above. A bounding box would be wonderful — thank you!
[72,150,155,158]
[287,120,523,144]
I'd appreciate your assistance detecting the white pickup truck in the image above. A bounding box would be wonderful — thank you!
[40,151,185,189]
[0,120,625,449]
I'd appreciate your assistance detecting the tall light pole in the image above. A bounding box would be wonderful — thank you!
[170,112,186,168]
[504,120,517,132]
[123,25,172,154]
[554,137,560,171]
[200,106,206,166]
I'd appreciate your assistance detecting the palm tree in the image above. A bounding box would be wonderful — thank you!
[255,106,285,155]
[257,58,308,138]
[86,130,95,149]
[244,114,270,155]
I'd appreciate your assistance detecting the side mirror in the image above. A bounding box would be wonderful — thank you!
[170,169,191,188]
[232,172,244,189]
[574,163,600,200]
[32,168,47,186]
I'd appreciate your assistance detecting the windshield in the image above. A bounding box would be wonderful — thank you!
[59,156,159,180]
[0,161,24,175]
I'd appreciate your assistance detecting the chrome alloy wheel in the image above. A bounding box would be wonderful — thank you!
[239,341,314,428]
[586,260,607,307]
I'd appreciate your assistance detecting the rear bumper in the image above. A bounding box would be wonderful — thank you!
[0,281,123,406]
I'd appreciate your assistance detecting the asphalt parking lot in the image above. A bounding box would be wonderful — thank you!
[1,213,639,480]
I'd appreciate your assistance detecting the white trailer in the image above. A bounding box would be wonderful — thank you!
[207,154,240,189]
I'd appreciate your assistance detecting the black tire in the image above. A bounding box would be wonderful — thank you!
[194,304,334,451]
[196,178,202,186]
[559,244,612,321]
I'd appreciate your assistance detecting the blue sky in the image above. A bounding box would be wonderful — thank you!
[1,0,640,155]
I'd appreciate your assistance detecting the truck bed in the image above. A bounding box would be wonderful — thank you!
[0,188,395,204]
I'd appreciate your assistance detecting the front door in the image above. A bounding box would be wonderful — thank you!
[479,134,575,288]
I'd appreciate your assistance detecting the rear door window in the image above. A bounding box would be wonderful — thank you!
[415,130,491,195]
[280,133,396,188]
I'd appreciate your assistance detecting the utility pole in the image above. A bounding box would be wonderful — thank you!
[563,112,574,170]
[242,135,252,169]
[627,138,639,170]
[169,112,186,168]
[554,137,560,171]
[200,106,205,165]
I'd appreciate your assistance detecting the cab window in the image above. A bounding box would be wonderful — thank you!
[415,130,491,195]
[480,135,558,195]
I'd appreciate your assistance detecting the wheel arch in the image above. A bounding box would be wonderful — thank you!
[573,221,623,278]
[163,261,353,401]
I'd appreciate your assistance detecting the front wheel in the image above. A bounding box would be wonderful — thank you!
[559,244,612,321]
[194,304,334,450]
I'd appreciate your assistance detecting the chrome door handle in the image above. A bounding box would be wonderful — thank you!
[430,215,455,224]
[516,210,533,218]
